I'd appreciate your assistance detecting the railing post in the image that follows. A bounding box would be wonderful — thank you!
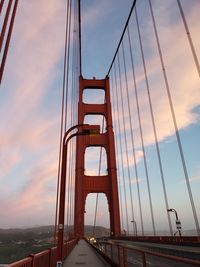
[141,252,147,267]
[66,241,69,257]
[48,248,52,266]
[28,254,35,267]
[123,247,128,267]
[117,245,120,266]
[118,245,125,267]
[105,244,107,255]
[111,244,113,260]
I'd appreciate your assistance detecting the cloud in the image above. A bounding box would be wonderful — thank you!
[0,0,200,229]
[84,192,109,227]
[110,2,200,231]
[0,0,69,227]
[17,159,57,207]
[179,168,200,184]
[0,148,21,180]
[0,161,57,227]
[84,147,107,175]
[82,0,111,29]
[111,3,200,153]
[130,177,143,185]
[115,145,143,169]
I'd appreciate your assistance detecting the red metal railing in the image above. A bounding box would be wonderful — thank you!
[91,241,200,267]
[6,257,32,267]
[7,238,77,267]
[115,235,200,246]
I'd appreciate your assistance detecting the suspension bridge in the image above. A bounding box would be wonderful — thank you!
[1,0,200,266]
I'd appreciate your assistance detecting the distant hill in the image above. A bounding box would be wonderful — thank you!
[0,225,110,264]
[0,224,110,240]
[84,225,110,237]
[0,225,197,239]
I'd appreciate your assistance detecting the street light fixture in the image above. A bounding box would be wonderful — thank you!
[56,124,100,266]
[167,208,182,237]
[131,220,138,236]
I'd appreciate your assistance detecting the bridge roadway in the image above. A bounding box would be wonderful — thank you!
[111,239,200,260]
[63,239,111,267]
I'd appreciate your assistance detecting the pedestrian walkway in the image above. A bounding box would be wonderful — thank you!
[63,239,111,266]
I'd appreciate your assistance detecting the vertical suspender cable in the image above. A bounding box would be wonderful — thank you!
[54,0,70,244]
[68,0,77,234]
[0,0,5,15]
[66,141,72,236]
[0,0,13,52]
[176,0,200,78]
[78,0,82,75]
[63,0,74,232]
[118,44,135,233]
[93,194,99,236]
[114,60,129,234]
[69,0,79,234]
[135,6,173,235]
[115,149,124,232]
[64,0,72,132]
[126,25,144,236]
[127,15,151,236]
[111,71,124,230]
[0,0,18,84]
[75,0,80,112]
[148,0,200,235]
[67,65,74,234]
[67,36,74,238]
[123,26,143,236]
[92,122,104,236]
[110,69,124,231]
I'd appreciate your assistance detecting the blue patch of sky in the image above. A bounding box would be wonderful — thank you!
[81,0,133,78]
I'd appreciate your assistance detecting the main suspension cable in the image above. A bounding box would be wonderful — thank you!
[107,0,137,76]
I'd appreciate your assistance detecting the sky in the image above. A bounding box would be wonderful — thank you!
[0,0,200,235]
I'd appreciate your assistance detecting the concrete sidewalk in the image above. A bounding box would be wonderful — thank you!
[63,239,111,266]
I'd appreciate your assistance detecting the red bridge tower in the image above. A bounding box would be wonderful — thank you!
[74,76,121,237]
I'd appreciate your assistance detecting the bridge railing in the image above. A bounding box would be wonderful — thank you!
[114,235,200,246]
[90,241,200,267]
[7,238,78,267]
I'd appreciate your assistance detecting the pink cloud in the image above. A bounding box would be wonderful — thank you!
[0,0,200,230]
[112,4,200,153]
[0,0,68,227]
[0,157,58,227]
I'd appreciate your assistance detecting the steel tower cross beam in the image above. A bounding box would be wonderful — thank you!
[74,76,121,238]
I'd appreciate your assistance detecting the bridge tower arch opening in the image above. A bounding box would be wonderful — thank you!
[74,76,121,238]
[84,146,107,176]
[84,192,110,236]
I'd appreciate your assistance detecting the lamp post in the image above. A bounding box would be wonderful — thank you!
[131,220,138,236]
[167,208,182,237]
[56,124,100,267]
